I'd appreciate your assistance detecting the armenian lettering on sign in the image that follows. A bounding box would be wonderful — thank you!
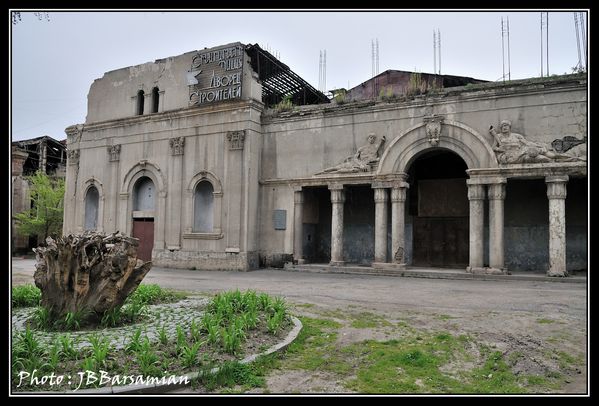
[188,44,244,106]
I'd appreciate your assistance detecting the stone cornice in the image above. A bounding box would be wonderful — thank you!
[467,162,586,181]
[75,98,264,133]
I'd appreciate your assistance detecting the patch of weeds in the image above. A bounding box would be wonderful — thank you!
[466,351,523,393]
[129,284,186,306]
[197,361,265,392]
[350,312,392,329]
[284,317,349,375]
[554,350,583,370]
[12,284,41,307]
[344,332,527,394]
[537,318,555,324]
[294,303,315,309]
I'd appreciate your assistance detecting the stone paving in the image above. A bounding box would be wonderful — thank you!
[11,297,209,351]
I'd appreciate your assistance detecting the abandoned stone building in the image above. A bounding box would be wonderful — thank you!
[12,136,67,253]
[63,42,587,276]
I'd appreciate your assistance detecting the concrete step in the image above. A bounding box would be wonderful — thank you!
[282,264,586,283]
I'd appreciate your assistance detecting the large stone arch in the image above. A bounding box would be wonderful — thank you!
[377,120,498,175]
[121,160,167,196]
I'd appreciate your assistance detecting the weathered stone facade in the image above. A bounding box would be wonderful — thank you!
[64,42,587,275]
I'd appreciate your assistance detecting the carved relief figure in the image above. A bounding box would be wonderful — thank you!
[319,133,386,174]
[489,120,581,164]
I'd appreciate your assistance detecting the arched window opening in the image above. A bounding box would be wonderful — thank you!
[133,177,155,211]
[137,90,145,115]
[152,87,159,113]
[84,186,99,230]
[193,181,214,232]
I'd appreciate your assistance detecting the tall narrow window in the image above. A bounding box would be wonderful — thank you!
[84,186,99,230]
[151,87,159,113]
[193,181,214,232]
[137,90,144,115]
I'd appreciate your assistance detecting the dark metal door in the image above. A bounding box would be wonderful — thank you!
[132,219,154,261]
[413,217,469,267]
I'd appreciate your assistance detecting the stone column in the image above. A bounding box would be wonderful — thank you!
[372,185,388,265]
[488,182,507,274]
[293,188,305,264]
[329,184,345,266]
[546,175,568,277]
[391,183,408,268]
[466,182,485,273]
[166,137,185,250]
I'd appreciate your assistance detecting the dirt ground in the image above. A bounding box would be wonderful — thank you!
[12,259,588,394]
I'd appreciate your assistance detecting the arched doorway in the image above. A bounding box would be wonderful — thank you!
[132,176,155,261]
[406,150,469,267]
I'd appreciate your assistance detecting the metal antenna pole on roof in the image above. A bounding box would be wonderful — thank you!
[580,12,587,70]
[433,30,437,75]
[438,29,441,75]
[541,13,544,77]
[546,12,549,76]
[574,13,582,71]
[507,16,511,81]
[501,17,506,83]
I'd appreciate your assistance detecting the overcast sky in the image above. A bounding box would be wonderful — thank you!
[10,10,588,142]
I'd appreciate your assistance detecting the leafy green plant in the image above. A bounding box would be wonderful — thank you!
[189,320,202,343]
[179,341,202,368]
[176,325,187,351]
[100,307,123,328]
[221,325,243,355]
[12,284,41,307]
[275,95,294,112]
[32,306,52,329]
[13,170,65,241]
[158,325,169,346]
[266,310,286,335]
[88,333,111,368]
[125,328,143,353]
[57,334,78,359]
[136,339,160,376]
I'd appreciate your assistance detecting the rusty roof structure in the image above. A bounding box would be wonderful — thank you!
[245,44,330,107]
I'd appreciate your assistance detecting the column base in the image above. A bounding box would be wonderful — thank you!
[547,269,568,277]
[466,266,509,275]
[296,258,306,265]
[330,260,345,267]
[372,262,407,270]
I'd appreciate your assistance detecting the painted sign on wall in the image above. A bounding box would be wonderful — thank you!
[188,43,244,106]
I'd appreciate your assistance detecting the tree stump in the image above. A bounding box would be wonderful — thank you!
[33,231,152,321]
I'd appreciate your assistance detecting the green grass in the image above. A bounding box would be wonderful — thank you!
[349,312,393,329]
[128,284,187,306]
[537,318,555,324]
[12,284,41,307]
[344,335,524,394]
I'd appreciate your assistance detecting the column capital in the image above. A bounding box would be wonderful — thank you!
[546,177,568,200]
[330,188,345,204]
[546,175,569,184]
[467,184,486,200]
[391,187,407,203]
[487,183,506,200]
[374,187,388,203]
[328,183,344,191]
[294,189,304,204]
